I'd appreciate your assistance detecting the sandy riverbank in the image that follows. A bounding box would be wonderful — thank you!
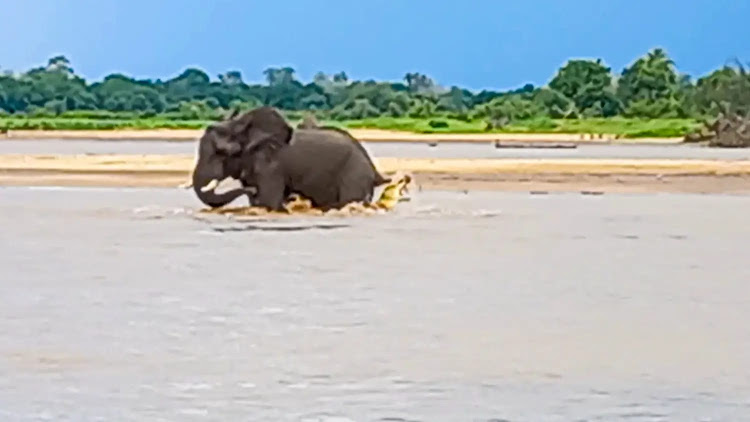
[0,129,685,144]
[2,154,750,194]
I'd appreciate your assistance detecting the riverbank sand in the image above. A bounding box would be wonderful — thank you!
[2,154,750,194]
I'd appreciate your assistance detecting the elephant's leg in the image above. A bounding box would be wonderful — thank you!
[254,165,287,212]
[239,181,258,206]
[236,160,261,206]
[335,179,370,207]
[332,159,377,208]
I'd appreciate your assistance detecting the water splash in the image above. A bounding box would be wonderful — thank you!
[197,172,414,220]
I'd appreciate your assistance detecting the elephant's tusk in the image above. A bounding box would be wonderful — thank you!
[200,179,220,192]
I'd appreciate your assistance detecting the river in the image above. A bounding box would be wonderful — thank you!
[1,186,749,421]
[2,139,750,160]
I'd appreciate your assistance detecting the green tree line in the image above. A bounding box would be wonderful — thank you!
[1,48,748,132]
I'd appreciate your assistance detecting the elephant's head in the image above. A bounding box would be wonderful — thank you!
[190,107,292,208]
[225,106,294,153]
[190,113,250,208]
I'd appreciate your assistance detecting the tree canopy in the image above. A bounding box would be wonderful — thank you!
[1,48,747,124]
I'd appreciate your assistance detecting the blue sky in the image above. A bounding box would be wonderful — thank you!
[1,0,749,91]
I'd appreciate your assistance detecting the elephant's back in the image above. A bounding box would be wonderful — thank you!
[292,128,382,175]
[285,129,354,167]
[291,128,354,147]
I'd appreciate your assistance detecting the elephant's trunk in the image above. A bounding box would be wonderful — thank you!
[191,160,246,208]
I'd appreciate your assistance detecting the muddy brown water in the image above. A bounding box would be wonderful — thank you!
[1,186,749,421]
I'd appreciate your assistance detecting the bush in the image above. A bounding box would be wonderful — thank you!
[428,119,449,129]
[58,110,134,120]
[283,110,304,121]
[386,102,407,118]
[0,117,213,131]
[523,117,558,131]
[447,112,471,122]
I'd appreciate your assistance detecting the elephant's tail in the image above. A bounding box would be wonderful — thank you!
[374,172,391,186]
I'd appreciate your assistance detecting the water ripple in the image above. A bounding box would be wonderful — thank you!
[3,188,750,420]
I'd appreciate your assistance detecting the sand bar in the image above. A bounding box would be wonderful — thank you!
[0,129,685,144]
[2,154,750,194]
[2,154,750,175]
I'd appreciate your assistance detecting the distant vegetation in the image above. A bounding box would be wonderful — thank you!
[0,48,748,137]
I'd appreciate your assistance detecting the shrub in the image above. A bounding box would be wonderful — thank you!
[428,119,449,129]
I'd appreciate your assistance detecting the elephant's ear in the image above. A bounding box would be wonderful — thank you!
[244,130,285,153]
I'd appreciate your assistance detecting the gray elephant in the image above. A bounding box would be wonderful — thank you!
[192,106,390,211]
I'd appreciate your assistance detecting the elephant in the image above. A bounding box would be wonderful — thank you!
[192,106,391,211]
